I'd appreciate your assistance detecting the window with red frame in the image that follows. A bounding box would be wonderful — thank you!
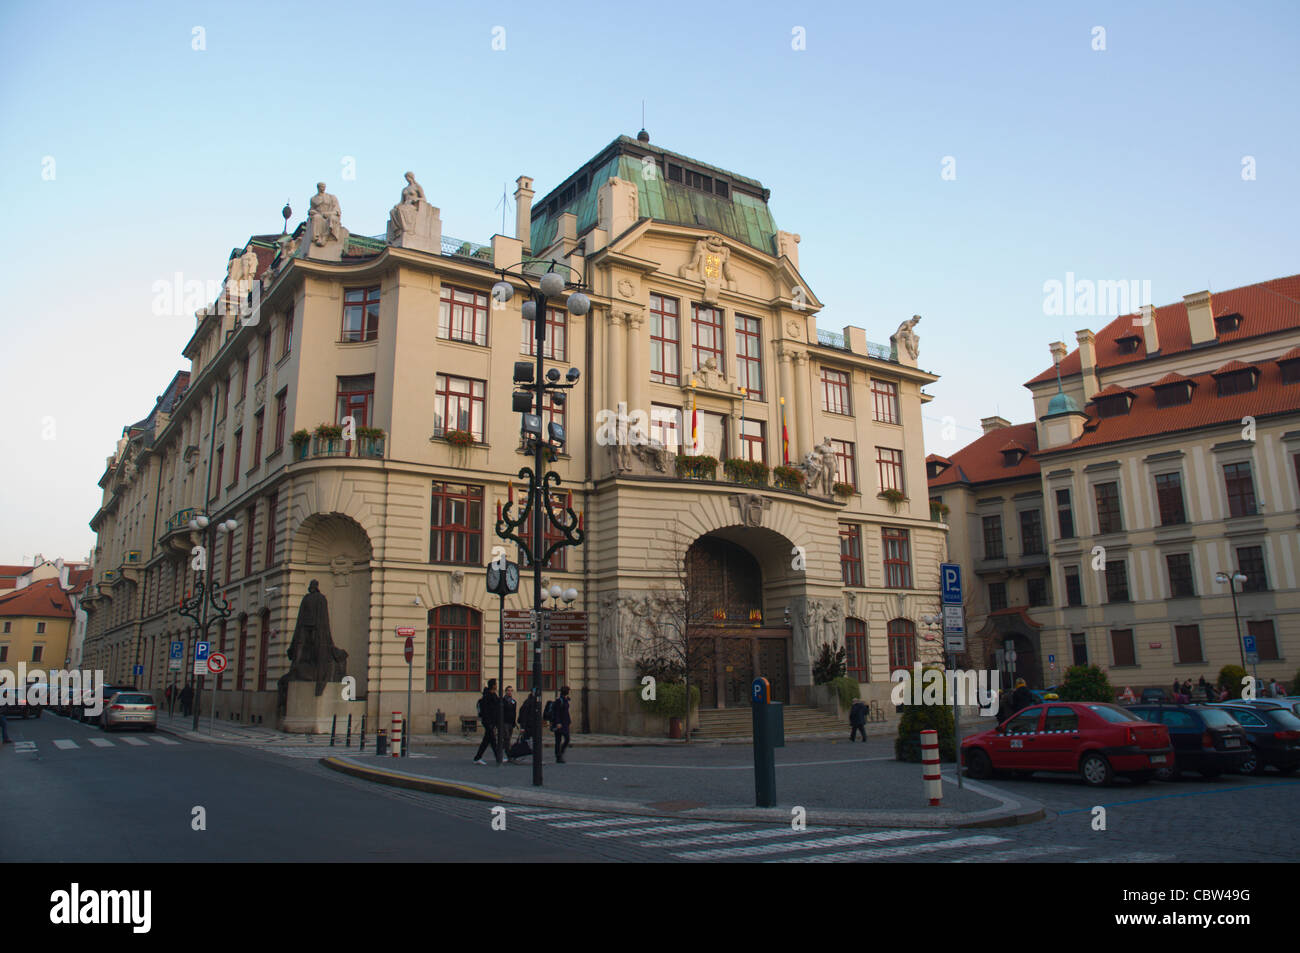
[691,304,723,371]
[735,314,763,399]
[244,504,256,577]
[235,615,248,690]
[1154,472,1187,525]
[238,354,250,401]
[519,488,570,571]
[888,619,916,671]
[882,527,912,588]
[273,390,287,452]
[220,376,229,420]
[876,447,904,493]
[839,523,862,586]
[342,286,381,342]
[650,294,680,384]
[1248,619,1279,661]
[430,482,483,564]
[831,439,856,488]
[1223,462,1257,517]
[523,306,567,360]
[230,431,242,485]
[1294,453,1300,498]
[252,411,264,469]
[435,374,485,441]
[739,418,765,463]
[281,305,294,357]
[337,375,374,433]
[651,403,681,452]
[517,642,566,693]
[540,389,565,436]
[822,367,851,415]
[259,327,272,379]
[872,379,899,424]
[215,444,224,490]
[265,491,277,566]
[845,617,868,683]
[222,515,233,583]
[257,609,270,692]
[427,605,481,691]
[438,286,488,346]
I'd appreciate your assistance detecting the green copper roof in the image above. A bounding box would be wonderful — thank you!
[1047,391,1081,415]
[529,135,780,256]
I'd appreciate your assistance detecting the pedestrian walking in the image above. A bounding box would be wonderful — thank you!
[474,679,501,764]
[501,685,518,755]
[551,685,572,763]
[179,681,194,717]
[1,707,11,744]
[164,685,174,712]
[848,698,868,741]
[1171,678,1182,700]
[1011,678,1035,714]
[1270,678,1285,698]
[518,688,538,743]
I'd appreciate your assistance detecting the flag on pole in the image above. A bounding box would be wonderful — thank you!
[780,397,789,465]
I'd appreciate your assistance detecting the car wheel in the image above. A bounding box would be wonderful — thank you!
[966,748,993,780]
[1128,771,1155,785]
[1238,748,1260,775]
[1154,763,1178,782]
[1080,752,1113,786]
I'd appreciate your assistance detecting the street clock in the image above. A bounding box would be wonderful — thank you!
[486,559,520,596]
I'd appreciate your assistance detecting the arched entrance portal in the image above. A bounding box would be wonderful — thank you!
[685,535,791,706]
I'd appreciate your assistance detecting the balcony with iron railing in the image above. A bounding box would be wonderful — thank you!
[816,328,893,361]
[440,235,494,264]
[291,430,386,462]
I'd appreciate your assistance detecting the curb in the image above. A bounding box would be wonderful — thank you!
[320,755,1045,829]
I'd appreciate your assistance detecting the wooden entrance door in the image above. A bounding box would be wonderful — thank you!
[758,638,789,703]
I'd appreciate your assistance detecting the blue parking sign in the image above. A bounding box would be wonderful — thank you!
[941,563,963,605]
[1242,635,1257,654]
[196,641,210,662]
[169,641,184,660]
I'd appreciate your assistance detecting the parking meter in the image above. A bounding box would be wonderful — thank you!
[751,677,784,807]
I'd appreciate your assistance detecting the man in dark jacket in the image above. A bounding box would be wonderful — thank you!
[1010,678,1035,714]
[501,685,518,754]
[551,686,572,763]
[848,699,868,742]
[179,682,194,716]
[474,679,501,764]
[518,690,538,743]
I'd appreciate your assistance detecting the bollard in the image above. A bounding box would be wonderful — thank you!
[346,713,352,748]
[375,729,387,756]
[330,714,337,747]
[360,713,366,752]
[921,728,942,806]
[390,712,402,758]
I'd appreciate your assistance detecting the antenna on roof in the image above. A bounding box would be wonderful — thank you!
[494,184,512,237]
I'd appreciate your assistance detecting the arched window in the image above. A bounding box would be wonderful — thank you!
[845,618,869,683]
[428,605,481,691]
[888,618,916,672]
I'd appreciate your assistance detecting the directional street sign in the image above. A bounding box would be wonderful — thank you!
[502,609,588,641]
[395,626,416,639]
[940,563,963,605]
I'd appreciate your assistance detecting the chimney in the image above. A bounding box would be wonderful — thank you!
[1139,305,1159,355]
[514,176,534,251]
[1185,290,1215,345]
[1076,329,1100,400]
[981,415,1012,435]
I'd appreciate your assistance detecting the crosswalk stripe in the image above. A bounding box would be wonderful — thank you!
[774,834,1008,863]
[88,739,114,748]
[53,739,79,750]
[674,828,944,860]
[512,811,598,821]
[14,741,37,753]
[952,845,1081,863]
[118,736,149,746]
[149,736,181,745]
[550,817,666,830]
[1074,852,1175,864]
[586,822,744,839]
[641,826,829,849]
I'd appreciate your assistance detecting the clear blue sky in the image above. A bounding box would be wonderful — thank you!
[1,0,1296,563]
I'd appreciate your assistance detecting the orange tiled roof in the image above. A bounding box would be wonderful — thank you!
[1212,359,1256,376]
[1026,274,1300,386]
[1152,372,1194,387]
[0,564,27,589]
[929,422,1040,488]
[1277,347,1300,363]
[0,580,74,618]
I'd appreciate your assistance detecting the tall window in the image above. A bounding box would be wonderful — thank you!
[988,581,1008,611]
[1065,563,1083,606]
[831,440,856,488]
[281,305,294,357]
[1110,628,1136,666]
[822,367,852,415]
[650,294,680,384]
[249,412,263,469]
[265,491,277,566]
[342,286,381,342]
[1055,488,1074,539]
[523,306,567,360]
[1071,632,1088,666]
[520,490,571,571]
[876,447,904,493]
[230,430,242,484]
[259,327,272,379]
[839,524,862,586]
[1166,553,1195,598]
[434,374,486,441]
[222,518,233,582]
[1175,625,1204,664]
[882,527,912,588]
[215,446,224,494]
[438,286,488,346]
[1223,462,1257,517]
[1094,482,1122,534]
[238,354,250,402]
[982,515,1004,559]
[888,619,916,672]
[845,618,868,683]
[220,376,230,421]
[1104,560,1130,603]
[257,609,271,692]
[430,482,483,564]
[517,643,566,693]
[1154,472,1187,525]
[1248,620,1279,661]
[273,390,287,452]
[540,389,565,436]
[734,314,763,399]
[337,375,374,430]
[691,304,723,371]
[1019,509,1044,555]
[872,379,899,424]
[739,418,766,463]
[427,605,481,691]
[244,504,256,577]
[1236,546,1267,591]
[235,617,248,691]
[1027,576,1049,607]
[651,403,680,452]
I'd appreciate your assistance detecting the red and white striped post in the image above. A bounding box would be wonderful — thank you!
[921,728,942,806]
[390,712,402,758]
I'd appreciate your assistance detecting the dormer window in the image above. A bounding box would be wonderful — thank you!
[999,442,1028,466]
[1095,395,1132,417]
[1116,334,1141,355]
[1215,313,1243,334]
[1277,349,1300,385]
[1213,362,1259,396]
[1154,383,1194,407]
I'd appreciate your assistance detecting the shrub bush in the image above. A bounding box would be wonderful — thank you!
[1057,664,1113,702]
[675,454,718,480]
[829,675,859,711]
[1218,665,1249,699]
[632,681,700,719]
[772,465,806,490]
[812,642,847,684]
[290,429,311,447]
[723,457,769,486]
[894,665,956,762]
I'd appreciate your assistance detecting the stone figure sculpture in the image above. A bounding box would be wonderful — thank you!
[280,579,348,698]
[890,315,921,365]
[387,171,427,240]
[308,183,344,246]
[801,437,837,495]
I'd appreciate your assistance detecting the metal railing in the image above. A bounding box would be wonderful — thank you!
[441,235,493,261]
[816,328,892,361]
[164,508,198,533]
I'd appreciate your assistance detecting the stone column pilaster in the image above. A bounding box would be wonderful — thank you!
[605,310,625,416]
[624,310,645,420]
[777,347,797,465]
[793,350,814,459]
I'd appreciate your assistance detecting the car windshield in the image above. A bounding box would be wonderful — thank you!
[1267,709,1300,730]
[1199,709,1240,728]
[1087,704,1144,723]
[114,694,153,705]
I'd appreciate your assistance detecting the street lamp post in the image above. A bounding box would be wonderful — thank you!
[1216,570,1251,684]
[178,515,237,730]
[493,262,588,788]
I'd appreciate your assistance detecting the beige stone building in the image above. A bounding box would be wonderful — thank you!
[83,132,945,733]
[930,275,1300,692]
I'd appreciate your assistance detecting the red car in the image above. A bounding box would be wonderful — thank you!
[961,701,1173,786]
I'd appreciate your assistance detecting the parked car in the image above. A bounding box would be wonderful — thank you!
[1139,687,1168,704]
[1211,704,1300,775]
[1,679,47,719]
[961,701,1173,786]
[101,691,158,732]
[74,684,134,723]
[1128,704,1250,779]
